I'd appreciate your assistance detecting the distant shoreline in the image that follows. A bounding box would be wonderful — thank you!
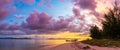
[0,37,32,39]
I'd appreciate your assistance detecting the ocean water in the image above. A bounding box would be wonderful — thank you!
[0,39,49,50]
[0,35,66,50]
[0,33,90,50]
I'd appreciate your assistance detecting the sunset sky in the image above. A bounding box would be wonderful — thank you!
[0,0,119,35]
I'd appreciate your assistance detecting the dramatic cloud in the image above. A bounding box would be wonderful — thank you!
[0,0,14,20]
[95,0,114,14]
[73,7,80,16]
[73,0,97,10]
[71,0,120,31]
[72,0,106,29]
[70,0,104,32]
[24,9,97,33]
[73,0,100,17]
[25,11,70,31]
[26,12,51,29]
[52,18,69,30]
[0,0,119,35]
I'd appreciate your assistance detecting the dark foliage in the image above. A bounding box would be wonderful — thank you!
[90,2,120,40]
[90,25,103,39]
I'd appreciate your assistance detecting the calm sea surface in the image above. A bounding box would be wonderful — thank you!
[0,35,66,50]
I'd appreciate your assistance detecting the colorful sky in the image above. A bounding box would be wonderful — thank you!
[0,0,119,35]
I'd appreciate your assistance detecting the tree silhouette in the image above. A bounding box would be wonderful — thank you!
[102,2,120,40]
[90,25,102,39]
[90,2,120,40]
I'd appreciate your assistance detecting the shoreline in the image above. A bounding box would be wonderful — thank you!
[40,42,120,50]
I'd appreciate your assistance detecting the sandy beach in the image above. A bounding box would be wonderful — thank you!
[40,42,120,50]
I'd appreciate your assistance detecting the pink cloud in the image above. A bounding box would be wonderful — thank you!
[25,10,70,31]
[73,0,97,10]
[26,13,40,28]
[73,7,80,16]
[26,11,51,29]
[25,10,92,32]
[0,0,13,7]
[0,8,9,20]
[53,18,69,30]
[0,0,14,20]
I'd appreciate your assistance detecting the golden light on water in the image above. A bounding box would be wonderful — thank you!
[39,31,92,45]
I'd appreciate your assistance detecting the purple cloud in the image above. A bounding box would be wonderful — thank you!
[72,0,102,30]
[25,11,70,31]
[0,23,9,30]
[0,0,13,7]
[53,18,69,30]
[26,12,51,29]
[0,8,9,20]
[0,0,14,20]
[73,0,97,10]
[8,24,20,30]
[73,8,80,16]
[0,0,112,35]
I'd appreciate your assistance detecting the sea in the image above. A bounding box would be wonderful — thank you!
[0,35,66,50]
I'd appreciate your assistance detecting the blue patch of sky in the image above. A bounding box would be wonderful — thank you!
[2,0,73,24]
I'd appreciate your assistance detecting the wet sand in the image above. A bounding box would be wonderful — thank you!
[40,42,120,50]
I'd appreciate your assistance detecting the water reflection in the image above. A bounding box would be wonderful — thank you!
[0,39,67,50]
[0,31,91,50]
[0,39,43,50]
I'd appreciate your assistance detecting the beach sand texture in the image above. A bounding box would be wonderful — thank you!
[40,42,120,50]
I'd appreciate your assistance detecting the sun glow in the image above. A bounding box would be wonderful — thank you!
[38,31,92,45]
